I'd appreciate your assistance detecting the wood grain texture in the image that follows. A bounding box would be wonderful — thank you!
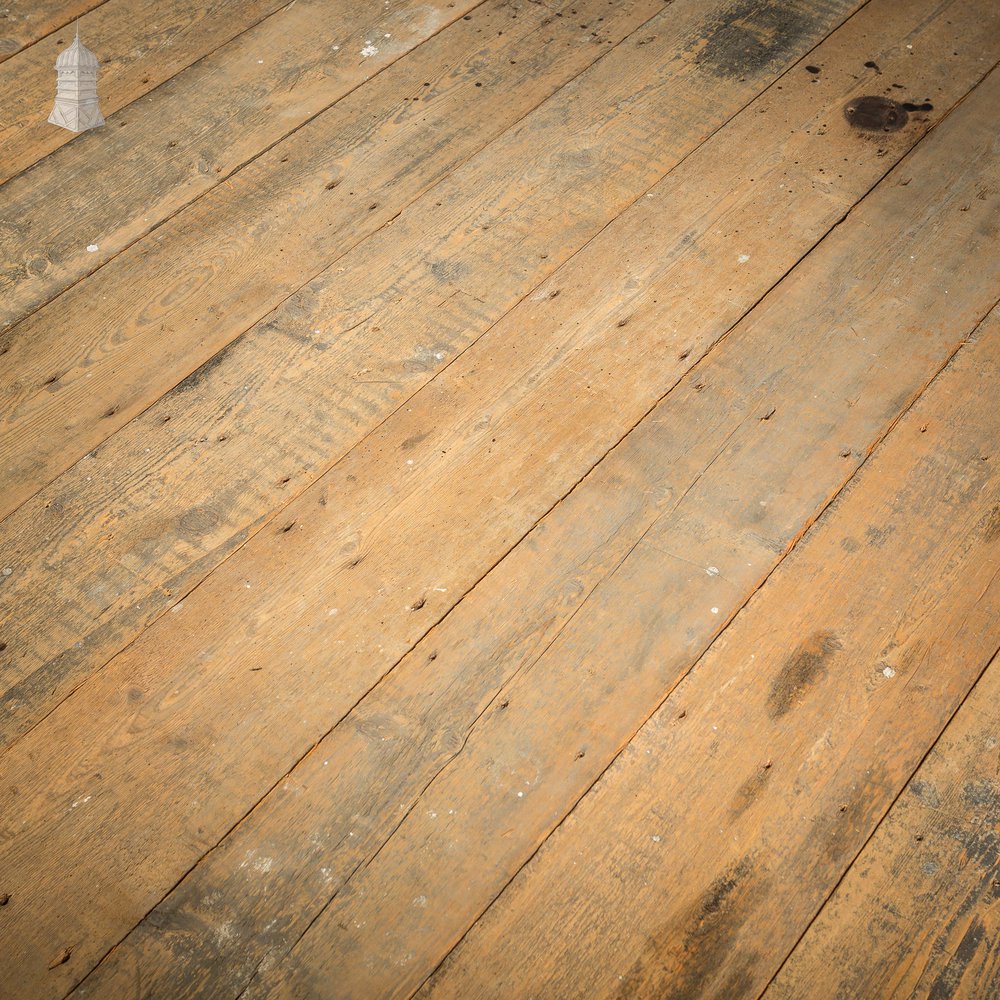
[0,1,108,62]
[6,10,998,999]
[0,0,289,183]
[0,0,494,332]
[766,649,1000,1000]
[416,309,1000,1000]
[221,74,1000,1000]
[0,0,887,742]
[0,0,728,515]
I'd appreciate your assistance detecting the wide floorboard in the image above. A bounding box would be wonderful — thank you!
[1,1,997,998]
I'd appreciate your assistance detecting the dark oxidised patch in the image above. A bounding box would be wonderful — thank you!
[615,853,765,998]
[981,504,1000,542]
[864,523,894,548]
[927,916,987,1000]
[694,0,818,79]
[171,337,241,395]
[844,96,908,132]
[767,631,842,718]
[729,764,773,819]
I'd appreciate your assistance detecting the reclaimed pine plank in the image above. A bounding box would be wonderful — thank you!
[0,0,501,331]
[765,651,1000,1000]
[416,309,1000,999]
[0,0,860,520]
[207,76,1000,1000]
[0,0,290,182]
[3,6,997,998]
[0,1,108,63]
[7,0,965,747]
[0,0,671,739]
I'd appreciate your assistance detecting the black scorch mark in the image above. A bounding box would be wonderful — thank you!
[844,96,909,132]
[694,0,818,79]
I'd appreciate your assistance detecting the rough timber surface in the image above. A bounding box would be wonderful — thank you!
[0,1,997,998]
[0,0,879,747]
[0,2,108,63]
[766,648,1000,1000]
[0,0,290,182]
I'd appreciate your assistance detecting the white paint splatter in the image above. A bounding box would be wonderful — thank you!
[86,244,99,252]
[361,43,378,57]
[706,566,719,576]
[711,607,719,615]
[882,666,896,678]
[738,253,750,264]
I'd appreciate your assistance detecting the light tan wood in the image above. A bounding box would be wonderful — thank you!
[0,0,868,521]
[3,8,996,998]
[0,0,288,183]
[0,0,672,739]
[2,1,997,994]
[209,74,1000,1000]
[766,650,1000,1000]
[0,2,107,63]
[0,0,498,332]
[415,308,1000,999]
[6,0,982,749]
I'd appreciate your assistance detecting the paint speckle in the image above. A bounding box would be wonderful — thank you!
[738,253,750,264]
[882,665,896,678]
[86,244,98,252]
[361,43,378,57]
[327,608,339,616]
[711,607,719,614]
[707,566,720,576]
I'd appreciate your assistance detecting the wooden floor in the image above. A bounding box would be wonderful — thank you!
[1,1,998,997]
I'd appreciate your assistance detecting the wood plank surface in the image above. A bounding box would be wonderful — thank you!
[2,3,989,752]
[6,18,998,1000]
[0,0,502,332]
[0,1,108,62]
[0,0,290,183]
[0,0,894,742]
[766,649,1000,1000]
[201,76,1000,1000]
[1,0,770,515]
[414,310,1000,999]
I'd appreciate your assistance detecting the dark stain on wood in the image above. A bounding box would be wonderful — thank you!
[768,631,842,718]
[844,96,908,132]
[927,915,987,1000]
[616,853,765,998]
[729,763,774,819]
[171,337,242,395]
[694,0,817,79]
[981,504,1000,542]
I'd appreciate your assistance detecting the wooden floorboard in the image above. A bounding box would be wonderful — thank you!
[0,0,497,332]
[0,0,882,746]
[0,0,291,183]
[0,1,997,998]
[0,1,109,63]
[415,306,1000,999]
[765,648,1000,999]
